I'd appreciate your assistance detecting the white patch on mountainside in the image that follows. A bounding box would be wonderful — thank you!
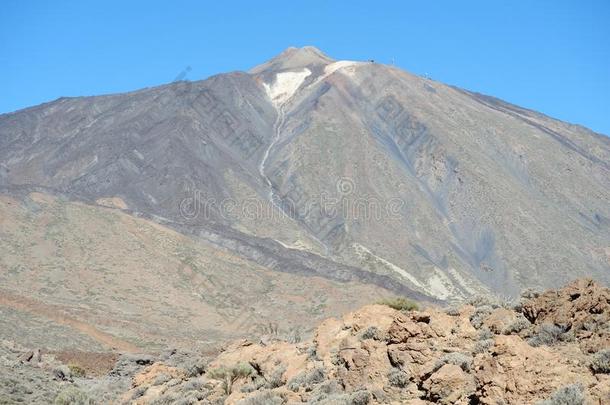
[263,68,311,107]
[273,238,313,251]
[352,243,477,300]
[323,60,363,78]
[424,269,455,300]
[448,267,488,296]
[306,60,364,91]
[353,243,424,288]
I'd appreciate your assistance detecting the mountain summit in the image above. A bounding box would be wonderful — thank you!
[250,46,335,74]
[1,48,608,327]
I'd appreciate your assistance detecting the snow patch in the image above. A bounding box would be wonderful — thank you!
[263,68,311,107]
[323,60,363,78]
[306,61,364,91]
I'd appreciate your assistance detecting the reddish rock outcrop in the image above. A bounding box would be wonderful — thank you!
[123,279,610,404]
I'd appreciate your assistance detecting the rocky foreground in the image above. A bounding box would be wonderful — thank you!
[2,279,609,404]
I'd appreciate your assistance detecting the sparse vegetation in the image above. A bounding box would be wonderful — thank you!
[377,297,418,311]
[472,327,495,353]
[360,326,380,340]
[237,389,284,405]
[478,327,493,340]
[257,322,280,336]
[131,385,147,399]
[434,352,473,372]
[265,365,286,389]
[473,338,494,354]
[68,363,86,378]
[528,323,571,347]
[536,384,584,405]
[150,391,204,405]
[444,305,461,316]
[184,359,206,377]
[306,345,319,360]
[286,326,302,344]
[309,388,371,405]
[387,368,409,387]
[307,380,344,403]
[590,349,610,374]
[54,387,95,405]
[466,295,498,308]
[5,278,609,404]
[521,288,541,300]
[469,305,493,329]
[502,315,531,335]
[241,376,266,393]
[349,389,371,405]
[153,373,171,386]
[287,367,325,391]
[207,363,254,394]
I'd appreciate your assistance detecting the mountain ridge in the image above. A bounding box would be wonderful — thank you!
[1,46,609,307]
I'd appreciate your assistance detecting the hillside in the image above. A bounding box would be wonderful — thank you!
[2,280,608,404]
[0,191,387,352]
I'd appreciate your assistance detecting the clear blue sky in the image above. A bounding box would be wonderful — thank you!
[1,1,609,135]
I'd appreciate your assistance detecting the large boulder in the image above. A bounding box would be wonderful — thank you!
[423,363,476,404]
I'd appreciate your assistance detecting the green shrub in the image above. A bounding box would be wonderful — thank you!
[536,384,584,405]
[307,380,344,403]
[469,305,493,329]
[377,297,418,311]
[153,373,171,386]
[241,376,266,393]
[150,392,202,405]
[590,349,610,374]
[131,385,147,399]
[502,315,531,335]
[68,363,86,378]
[520,288,541,299]
[466,295,498,308]
[54,387,95,405]
[287,367,325,391]
[434,352,473,372]
[310,389,371,405]
[207,363,254,394]
[528,323,570,347]
[474,327,495,354]
[265,365,286,389]
[237,390,284,405]
[478,327,494,340]
[387,368,409,388]
[473,339,494,354]
[360,326,380,340]
[349,390,371,405]
[184,359,206,377]
[306,345,319,360]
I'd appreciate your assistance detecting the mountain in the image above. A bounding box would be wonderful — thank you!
[1,47,609,351]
